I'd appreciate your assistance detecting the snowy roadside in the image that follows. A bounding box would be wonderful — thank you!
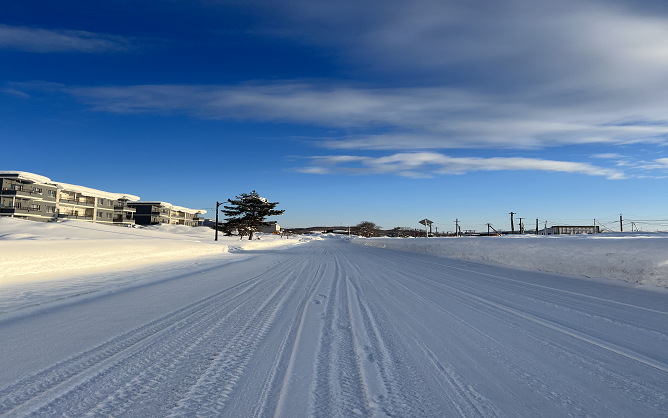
[0,218,314,286]
[352,233,668,288]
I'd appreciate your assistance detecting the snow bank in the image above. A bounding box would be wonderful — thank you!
[352,234,668,288]
[0,219,228,284]
[0,219,309,285]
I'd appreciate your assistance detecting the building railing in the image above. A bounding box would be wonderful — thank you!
[114,205,137,212]
[113,217,135,223]
[58,214,94,220]
[59,198,95,206]
[1,188,48,196]
[0,207,47,213]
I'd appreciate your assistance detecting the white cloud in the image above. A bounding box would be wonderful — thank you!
[60,83,668,150]
[591,153,625,159]
[0,24,132,53]
[296,152,626,179]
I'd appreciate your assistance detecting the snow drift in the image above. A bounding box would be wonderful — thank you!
[352,234,668,288]
[0,218,308,285]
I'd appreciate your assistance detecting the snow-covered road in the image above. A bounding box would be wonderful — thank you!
[1,239,667,417]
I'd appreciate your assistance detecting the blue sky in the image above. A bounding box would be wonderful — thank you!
[3,0,668,231]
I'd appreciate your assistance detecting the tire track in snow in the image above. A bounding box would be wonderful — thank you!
[335,247,438,417]
[413,339,504,418]
[164,270,299,417]
[373,259,666,416]
[0,251,309,418]
[364,248,668,374]
[249,247,329,418]
[0,273,265,417]
[262,262,326,418]
[311,257,369,418]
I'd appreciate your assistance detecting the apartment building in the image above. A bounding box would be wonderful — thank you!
[0,171,139,226]
[0,172,58,221]
[128,202,205,226]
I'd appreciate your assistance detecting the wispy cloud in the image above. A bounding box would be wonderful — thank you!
[0,88,30,98]
[296,152,626,179]
[50,83,668,150]
[654,158,668,167]
[591,153,625,159]
[0,24,132,53]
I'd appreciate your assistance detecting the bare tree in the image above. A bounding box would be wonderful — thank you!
[356,221,381,237]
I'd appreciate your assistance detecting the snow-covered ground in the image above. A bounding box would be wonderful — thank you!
[0,239,666,417]
[0,218,314,286]
[352,233,668,288]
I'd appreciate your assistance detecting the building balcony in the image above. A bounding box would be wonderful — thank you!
[1,188,51,198]
[114,205,137,212]
[113,217,135,224]
[59,198,95,207]
[58,213,93,220]
[0,207,48,214]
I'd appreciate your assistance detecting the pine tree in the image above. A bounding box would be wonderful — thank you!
[221,191,285,240]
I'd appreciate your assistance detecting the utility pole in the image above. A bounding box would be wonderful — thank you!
[509,212,516,234]
[215,201,221,241]
[487,223,491,236]
[620,214,623,232]
[535,218,539,235]
[455,219,460,237]
[518,217,525,234]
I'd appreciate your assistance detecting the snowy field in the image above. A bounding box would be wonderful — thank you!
[352,233,668,288]
[0,223,667,417]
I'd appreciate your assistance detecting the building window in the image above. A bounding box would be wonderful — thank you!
[32,187,42,194]
[30,204,40,210]
[106,213,111,218]
[46,206,55,213]
[47,190,55,197]
[97,211,103,218]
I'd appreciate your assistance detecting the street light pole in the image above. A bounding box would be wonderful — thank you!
[215,201,221,241]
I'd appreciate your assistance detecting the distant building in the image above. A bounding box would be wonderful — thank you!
[260,224,281,234]
[543,225,599,235]
[128,201,206,226]
[199,218,216,227]
[0,171,138,225]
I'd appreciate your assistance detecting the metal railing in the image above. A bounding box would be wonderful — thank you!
[1,188,46,196]
[114,205,136,211]
[59,198,95,206]
[58,214,94,220]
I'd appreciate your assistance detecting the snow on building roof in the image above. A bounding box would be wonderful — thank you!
[1,171,140,200]
[0,171,53,184]
[54,182,140,201]
[128,201,206,215]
